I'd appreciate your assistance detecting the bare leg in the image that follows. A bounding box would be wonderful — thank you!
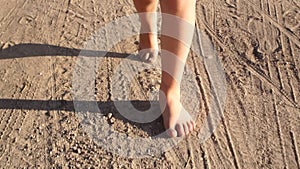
[133,0,159,62]
[159,0,196,137]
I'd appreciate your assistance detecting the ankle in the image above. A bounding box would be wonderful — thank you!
[160,82,180,98]
[139,33,157,48]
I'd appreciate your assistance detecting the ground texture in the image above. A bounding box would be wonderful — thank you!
[0,0,300,168]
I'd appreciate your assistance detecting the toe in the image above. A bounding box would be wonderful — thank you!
[187,121,194,132]
[175,124,185,137]
[166,128,177,138]
[191,120,196,129]
[183,123,189,135]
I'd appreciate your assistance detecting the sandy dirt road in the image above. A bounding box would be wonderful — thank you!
[0,0,299,168]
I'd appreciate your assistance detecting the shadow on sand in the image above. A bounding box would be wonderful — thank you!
[0,99,165,136]
[0,43,164,136]
[0,43,140,60]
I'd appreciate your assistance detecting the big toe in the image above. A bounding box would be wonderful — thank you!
[166,128,177,138]
[175,124,185,137]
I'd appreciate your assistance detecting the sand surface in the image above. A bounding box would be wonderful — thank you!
[0,0,300,168]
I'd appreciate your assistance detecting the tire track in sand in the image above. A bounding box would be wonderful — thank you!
[0,0,29,36]
[0,59,51,167]
[198,14,299,109]
[201,0,299,109]
[190,48,211,169]
[290,131,300,168]
[274,2,300,167]
[193,2,235,168]
[0,64,30,163]
[272,2,300,167]
[197,0,300,168]
[262,1,289,167]
[196,2,245,168]
[274,0,299,104]
[242,0,300,47]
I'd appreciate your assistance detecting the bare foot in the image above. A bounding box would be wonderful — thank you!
[159,83,196,137]
[138,33,159,63]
